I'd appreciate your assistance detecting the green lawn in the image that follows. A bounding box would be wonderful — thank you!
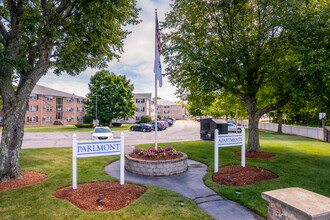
[0,124,137,132]
[136,131,330,217]
[0,131,329,219]
[0,148,211,219]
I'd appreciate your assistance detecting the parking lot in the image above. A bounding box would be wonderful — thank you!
[18,120,200,149]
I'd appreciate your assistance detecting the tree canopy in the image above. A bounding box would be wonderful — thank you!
[0,0,139,181]
[85,70,136,125]
[162,0,329,152]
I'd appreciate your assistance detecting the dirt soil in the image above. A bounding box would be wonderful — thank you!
[129,152,184,161]
[235,151,275,158]
[0,171,48,192]
[213,165,278,186]
[52,181,147,211]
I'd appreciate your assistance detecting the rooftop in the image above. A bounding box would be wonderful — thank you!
[32,85,85,99]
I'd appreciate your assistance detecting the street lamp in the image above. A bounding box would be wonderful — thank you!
[92,94,101,124]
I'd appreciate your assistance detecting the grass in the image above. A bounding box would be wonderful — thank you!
[136,131,330,217]
[1,131,329,219]
[0,124,137,132]
[0,147,211,219]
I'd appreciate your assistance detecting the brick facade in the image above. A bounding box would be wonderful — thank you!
[0,85,86,126]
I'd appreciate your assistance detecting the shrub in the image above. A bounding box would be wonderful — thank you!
[157,114,162,120]
[141,115,152,123]
[75,123,93,128]
[112,122,122,127]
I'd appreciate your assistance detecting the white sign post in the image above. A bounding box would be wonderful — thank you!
[72,132,125,189]
[214,128,245,173]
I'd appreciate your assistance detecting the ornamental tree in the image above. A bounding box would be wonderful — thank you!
[84,70,136,126]
[0,0,139,181]
[162,0,329,152]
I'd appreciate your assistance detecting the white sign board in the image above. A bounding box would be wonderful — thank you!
[72,132,125,189]
[319,113,326,120]
[214,128,245,173]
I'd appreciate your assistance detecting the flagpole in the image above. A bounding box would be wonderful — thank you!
[155,9,158,150]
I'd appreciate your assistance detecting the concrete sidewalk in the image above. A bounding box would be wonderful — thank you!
[105,159,264,220]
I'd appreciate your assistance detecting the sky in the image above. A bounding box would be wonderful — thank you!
[38,0,178,101]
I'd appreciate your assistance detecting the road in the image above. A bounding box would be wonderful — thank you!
[17,120,200,149]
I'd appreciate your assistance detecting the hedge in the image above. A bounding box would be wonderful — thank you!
[75,123,93,128]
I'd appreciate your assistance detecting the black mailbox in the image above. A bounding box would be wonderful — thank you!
[200,118,228,140]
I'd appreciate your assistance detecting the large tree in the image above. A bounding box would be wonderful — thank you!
[84,70,136,126]
[0,0,139,181]
[162,0,329,152]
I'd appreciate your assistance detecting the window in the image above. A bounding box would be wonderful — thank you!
[45,116,52,122]
[164,110,170,114]
[44,96,53,101]
[0,116,3,123]
[164,105,170,108]
[135,116,141,121]
[66,116,73,121]
[77,98,83,103]
[46,106,53,112]
[77,107,84,112]
[27,116,38,122]
[66,107,73,112]
[29,94,38,100]
[124,117,129,121]
[29,105,38,111]
[77,116,83,121]
[136,98,145,103]
[136,107,145,112]
[66,97,73,102]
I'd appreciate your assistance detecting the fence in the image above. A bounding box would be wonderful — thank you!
[258,122,323,140]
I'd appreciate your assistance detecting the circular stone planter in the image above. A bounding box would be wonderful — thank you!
[125,152,188,176]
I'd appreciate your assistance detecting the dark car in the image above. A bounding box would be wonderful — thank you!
[130,123,153,132]
[149,121,166,131]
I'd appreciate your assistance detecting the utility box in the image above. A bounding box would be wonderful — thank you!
[200,118,228,140]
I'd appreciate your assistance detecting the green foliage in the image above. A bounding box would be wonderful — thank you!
[157,115,162,120]
[83,113,93,124]
[75,123,93,128]
[162,0,329,151]
[141,115,152,123]
[84,70,136,124]
[112,122,122,127]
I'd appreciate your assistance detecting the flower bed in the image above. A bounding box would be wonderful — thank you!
[125,147,188,176]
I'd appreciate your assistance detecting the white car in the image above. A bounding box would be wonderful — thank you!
[227,122,242,133]
[91,127,114,140]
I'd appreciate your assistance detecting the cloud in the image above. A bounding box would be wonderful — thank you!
[39,0,179,101]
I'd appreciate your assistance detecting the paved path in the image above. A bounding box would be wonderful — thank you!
[105,160,264,220]
[12,120,200,149]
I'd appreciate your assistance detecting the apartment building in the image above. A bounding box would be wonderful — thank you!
[0,85,86,126]
[157,98,183,120]
[112,93,183,123]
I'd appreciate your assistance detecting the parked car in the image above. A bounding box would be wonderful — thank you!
[149,121,166,130]
[130,123,153,132]
[159,120,169,128]
[91,126,114,140]
[166,118,174,125]
[227,122,242,133]
[168,117,176,123]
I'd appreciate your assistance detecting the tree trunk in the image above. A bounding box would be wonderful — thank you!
[108,118,113,127]
[246,99,261,152]
[0,99,28,181]
[277,111,283,133]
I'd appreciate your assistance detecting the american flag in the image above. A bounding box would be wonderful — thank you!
[154,10,162,88]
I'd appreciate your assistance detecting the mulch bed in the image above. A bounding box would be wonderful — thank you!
[235,151,275,158]
[213,165,278,186]
[129,152,184,161]
[0,171,48,192]
[52,181,147,211]
[258,129,269,132]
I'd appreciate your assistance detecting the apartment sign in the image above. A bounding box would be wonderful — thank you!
[72,133,125,189]
[218,135,243,147]
[214,128,246,173]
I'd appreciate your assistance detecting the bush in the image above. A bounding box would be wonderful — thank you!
[157,114,162,120]
[112,122,122,127]
[101,123,109,126]
[141,115,152,123]
[75,123,93,128]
